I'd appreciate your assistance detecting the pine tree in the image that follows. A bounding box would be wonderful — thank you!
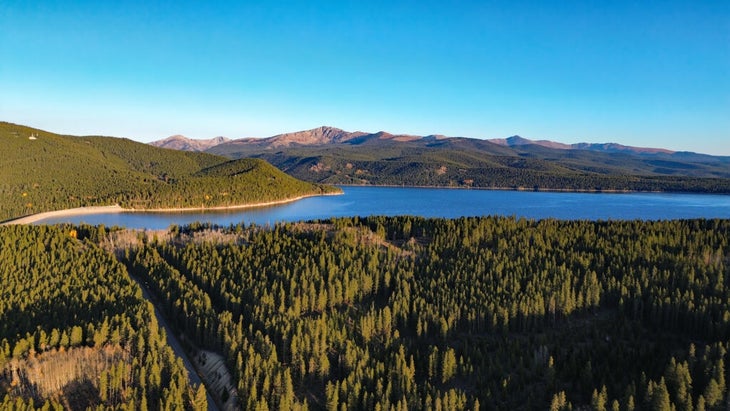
[651,378,672,411]
[549,391,568,411]
[193,384,207,411]
[441,348,457,384]
[70,326,83,347]
[59,331,70,349]
[326,382,339,411]
[591,385,607,411]
[703,378,722,408]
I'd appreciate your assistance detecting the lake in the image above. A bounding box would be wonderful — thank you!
[35,186,730,229]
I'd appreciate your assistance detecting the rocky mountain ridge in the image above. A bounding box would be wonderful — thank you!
[151,135,230,151]
[151,126,685,156]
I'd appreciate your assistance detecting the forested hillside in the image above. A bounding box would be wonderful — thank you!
[248,146,730,193]
[0,225,206,409]
[0,122,338,222]
[204,127,730,193]
[113,216,730,410]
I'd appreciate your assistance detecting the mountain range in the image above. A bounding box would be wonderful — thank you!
[147,127,730,193]
[152,126,682,156]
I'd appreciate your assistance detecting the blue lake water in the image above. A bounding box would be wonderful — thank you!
[35,186,730,229]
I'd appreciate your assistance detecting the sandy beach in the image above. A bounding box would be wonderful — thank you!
[1,192,342,225]
[1,205,126,225]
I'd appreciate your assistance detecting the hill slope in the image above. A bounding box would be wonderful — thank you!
[0,122,338,222]
[198,127,730,193]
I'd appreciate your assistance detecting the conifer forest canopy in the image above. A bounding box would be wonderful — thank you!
[1,216,729,410]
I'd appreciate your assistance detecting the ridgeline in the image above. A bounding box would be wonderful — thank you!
[0,122,339,222]
[202,126,730,193]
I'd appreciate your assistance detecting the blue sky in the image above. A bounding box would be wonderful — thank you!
[2,1,729,154]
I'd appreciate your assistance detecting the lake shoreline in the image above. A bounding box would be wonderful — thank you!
[4,186,728,227]
[337,183,670,194]
[1,192,342,225]
[124,191,342,214]
[1,205,127,225]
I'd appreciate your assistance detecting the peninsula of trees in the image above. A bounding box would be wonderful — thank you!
[0,122,339,222]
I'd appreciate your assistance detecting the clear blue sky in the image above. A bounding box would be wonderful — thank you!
[2,1,729,154]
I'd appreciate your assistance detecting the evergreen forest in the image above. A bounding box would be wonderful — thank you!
[4,216,727,409]
[0,225,207,410]
[0,122,338,222]
[121,217,730,410]
[209,138,730,194]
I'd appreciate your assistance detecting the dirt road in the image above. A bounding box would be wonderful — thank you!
[130,274,219,411]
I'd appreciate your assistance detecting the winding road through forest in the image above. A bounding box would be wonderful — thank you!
[129,274,220,411]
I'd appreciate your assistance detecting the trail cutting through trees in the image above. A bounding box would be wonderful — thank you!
[128,274,220,411]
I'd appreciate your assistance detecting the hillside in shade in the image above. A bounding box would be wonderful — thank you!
[0,122,338,222]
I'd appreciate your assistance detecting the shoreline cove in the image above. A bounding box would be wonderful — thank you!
[1,192,342,225]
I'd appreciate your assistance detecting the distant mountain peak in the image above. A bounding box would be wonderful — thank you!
[268,126,356,147]
[571,142,674,154]
[489,135,672,153]
[489,135,527,146]
[505,135,530,145]
[150,135,231,151]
